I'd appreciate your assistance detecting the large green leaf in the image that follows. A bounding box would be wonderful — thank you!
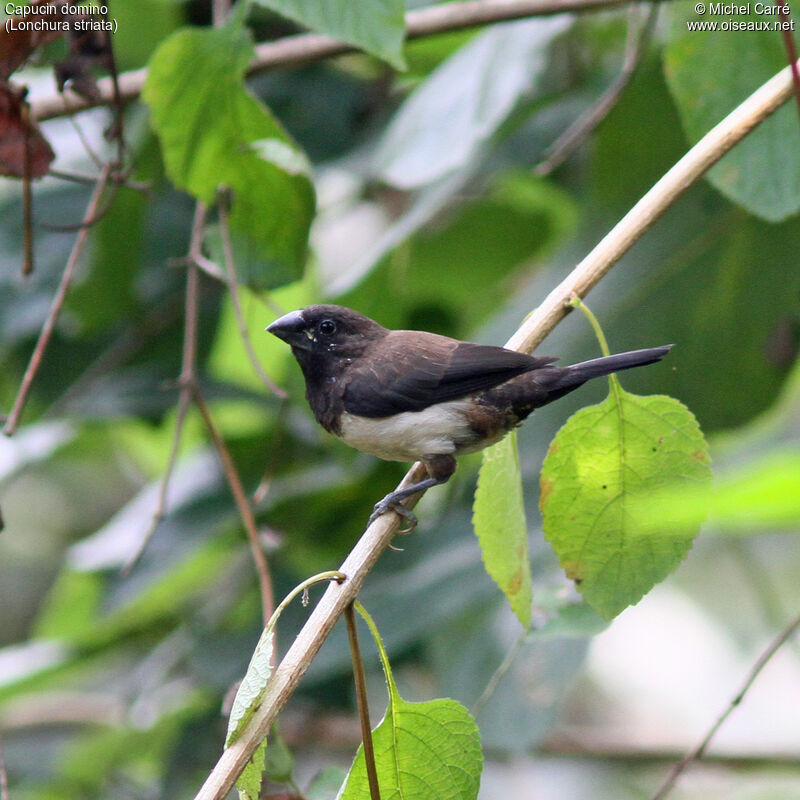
[374,17,571,189]
[252,0,405,69]
[340,605,483,800]
[473,432,532,628]
[142,21,315,288]
[540,386,712,619]
[664,0,800,221]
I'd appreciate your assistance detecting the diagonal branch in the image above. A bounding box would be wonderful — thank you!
[650,609,800,800]
[3,165,111,436]
[191,56,800,800]
[534,2,658,176]
[33,0,645,122]
[192,386,275,627]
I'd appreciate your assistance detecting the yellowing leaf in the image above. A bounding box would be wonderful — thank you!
[540,389,712,619]
[473,431,532,628]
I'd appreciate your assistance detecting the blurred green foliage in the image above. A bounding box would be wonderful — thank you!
[1,1,799,799]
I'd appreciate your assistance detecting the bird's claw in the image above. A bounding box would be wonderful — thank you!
[368,495,418,532]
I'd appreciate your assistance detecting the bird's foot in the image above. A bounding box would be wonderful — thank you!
[368,492,419,532]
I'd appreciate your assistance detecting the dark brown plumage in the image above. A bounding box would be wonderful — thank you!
[268,304,672,527]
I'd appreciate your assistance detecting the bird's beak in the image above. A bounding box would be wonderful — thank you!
[266,309,311,349]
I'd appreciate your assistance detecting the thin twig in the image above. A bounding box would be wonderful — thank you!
[651,609,800,800]
[49,168,151,194]
[33,0,646,121]
[218,198,287,398]
[21,102,33,276]
[3,166,111,436]
[40,190,117,231]
[64,100,104,169]
[193,253,227,282]
[345,603,381,800]
[534,2,658,175]
[778,3,800,123]
[212,0,231,27]
[123,204,207,573]
[471,629,526,717]
[193,387,274,627]
[0,733,8,800]
[191,59,800,800]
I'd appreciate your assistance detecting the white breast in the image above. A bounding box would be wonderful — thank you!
[339,400,478,462]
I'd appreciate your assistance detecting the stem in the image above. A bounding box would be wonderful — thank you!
[123,203,207,572]
[0,734,8,800]
[535,3,657,175]
[778,3,800,124]
[650,609,800,800]
[3,166,111,436]
[471,629,526,717]
[354,601,396,699]
[193,388,275,628]
[569,296,611,357]
[268,571,347,630]
[218,197,287,398]
[345,603,381,800]
[21,101,33,276]
[569,296,621,394]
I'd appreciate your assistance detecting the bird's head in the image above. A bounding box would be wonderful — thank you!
[267,305,386,365]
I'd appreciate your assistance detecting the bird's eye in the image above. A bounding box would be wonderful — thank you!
[318,319,337,336]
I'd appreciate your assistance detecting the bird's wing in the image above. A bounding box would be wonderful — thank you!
[343,332,557,417]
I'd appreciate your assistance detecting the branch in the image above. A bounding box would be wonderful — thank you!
[534,2,658,175]
[506,57,800,354]
[651,609,800,800]
[123,203,208,573]
[218,198,287,399]
[32,0,639,122]
[192,56,800,800]
[0,733,8,800]
[3,165,111,436]
[193,387,275,627]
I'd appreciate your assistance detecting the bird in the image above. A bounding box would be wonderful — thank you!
[267,305,672,529]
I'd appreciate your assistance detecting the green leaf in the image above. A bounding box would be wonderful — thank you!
[225,620,275,800]
[374,17,571,189]
[340,696,483,800]
[664,1,800,221]
[340,604,483,800]
[226,625,275,746]
[473,432,532,628]
[237,738,266,800]
[540,388,712,619]
[142,21,315,288]
[252,0,406,69]
[264,726,294,783]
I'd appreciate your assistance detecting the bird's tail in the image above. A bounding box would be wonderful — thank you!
[542,345,673,399]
